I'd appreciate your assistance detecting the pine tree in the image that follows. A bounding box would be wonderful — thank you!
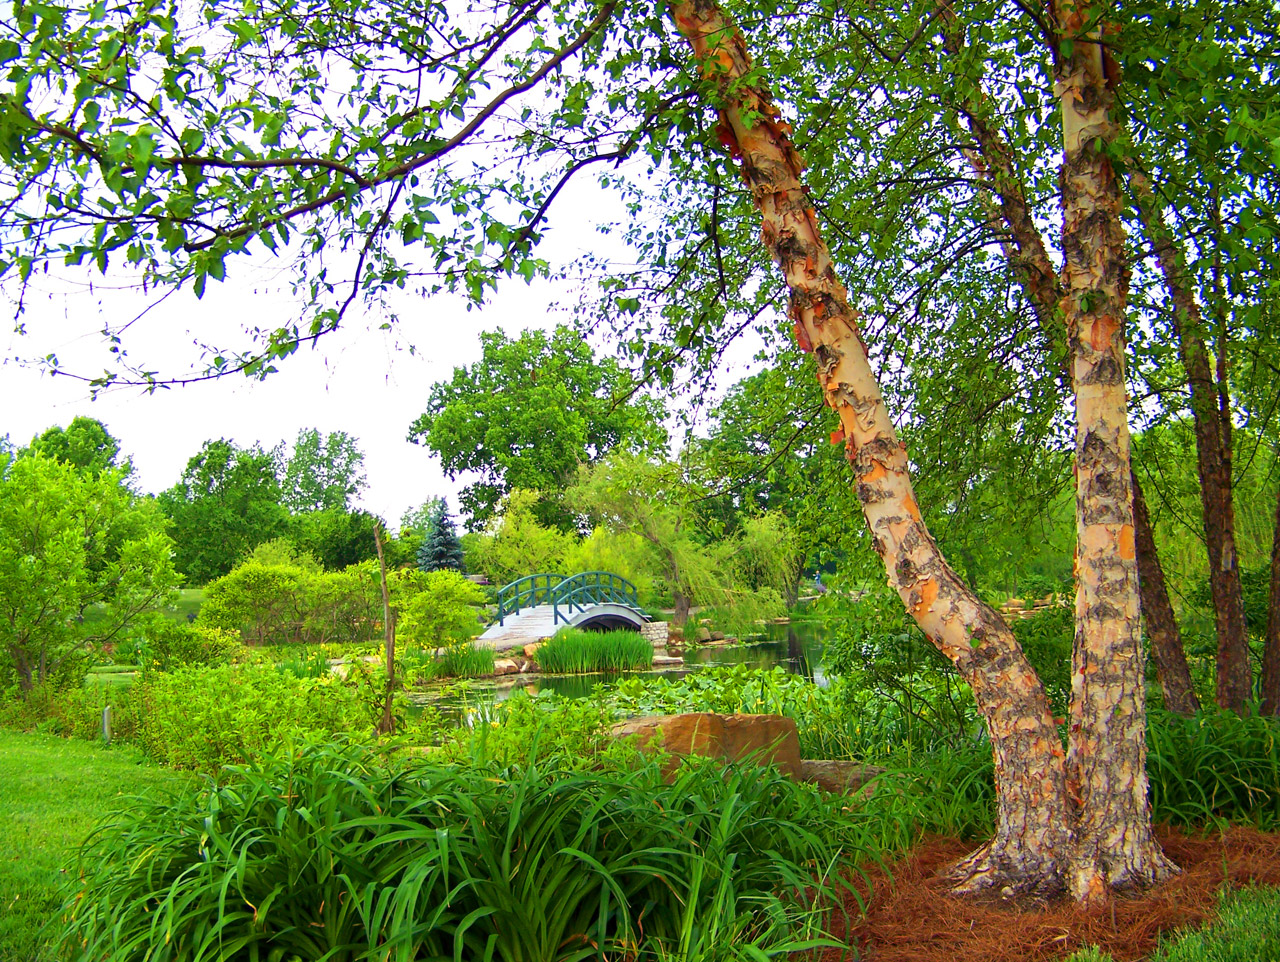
[417,499,466,574]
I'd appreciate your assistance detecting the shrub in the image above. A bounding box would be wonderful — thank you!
[60,741,858,962]
[145,622,243,671]
[395,569,486,646]
[1011,605,1073,717]
[0,681,143,743]
[198,562,381,646]
[536,627,654,673]
[133,663,375,771]
[197,563,308,644]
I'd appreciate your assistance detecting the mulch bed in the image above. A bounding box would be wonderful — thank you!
[826,826,1280,962]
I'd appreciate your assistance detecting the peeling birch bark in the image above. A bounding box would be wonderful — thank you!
[936,9,1197,716]
[1131,171,1250,713]
[1052,0,1176,900]
[672,0,1073,896]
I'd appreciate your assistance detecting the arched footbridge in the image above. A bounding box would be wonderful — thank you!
[477,571,650,650]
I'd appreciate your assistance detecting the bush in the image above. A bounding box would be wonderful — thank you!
[60,740,858,962]
[145,622,243,672]
[0,680,143,742]
[1011,605,1073,717]
[133,663,377,771]
[536,627,654,673]
[394,569,487,646]
[198,561,381,646]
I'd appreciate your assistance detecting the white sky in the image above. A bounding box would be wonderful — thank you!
[0,177,766,528]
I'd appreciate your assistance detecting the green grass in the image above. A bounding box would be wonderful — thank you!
[161,588,204,624]
[1067,884,1280,961]
[0,731,188,962]
[537,627,654,674]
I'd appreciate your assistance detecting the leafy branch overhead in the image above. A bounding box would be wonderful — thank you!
[0,0,702,384]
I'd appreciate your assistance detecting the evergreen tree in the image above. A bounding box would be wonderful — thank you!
[417,499,465,574]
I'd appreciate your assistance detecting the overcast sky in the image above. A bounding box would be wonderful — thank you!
[1,176,765,529]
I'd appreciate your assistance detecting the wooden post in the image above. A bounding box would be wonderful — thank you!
[102,704,112,745]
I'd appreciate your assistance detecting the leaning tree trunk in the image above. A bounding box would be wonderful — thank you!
[1131,171,1250,713]
[672,0,1075,897]
[936,8,1198,716]
[1052,0,1176,899]
[1133,477,1201,715]
[1261,488,1280,715]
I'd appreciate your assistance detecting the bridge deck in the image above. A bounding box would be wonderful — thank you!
[476,605,559,651]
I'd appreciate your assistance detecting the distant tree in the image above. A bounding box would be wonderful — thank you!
[157,440,288,584]
[28,417,128,477]
[0,453,178,692]
[417,499,465,574]
[408,326,667,530]
[290,507,381,571]
[277,429,367,513]
[465,490,575,587]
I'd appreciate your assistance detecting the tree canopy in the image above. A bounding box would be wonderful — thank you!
[157,438,288,584]
[408,325,667,529]
[0,451,178,691]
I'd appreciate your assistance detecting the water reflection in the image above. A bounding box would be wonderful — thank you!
[409,619,830,724]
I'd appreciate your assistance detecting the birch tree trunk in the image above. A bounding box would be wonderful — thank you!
[1051,0,1176,898]
[936,8,1198,715]
[672,0,1074,897]
[1131,172,1250,712]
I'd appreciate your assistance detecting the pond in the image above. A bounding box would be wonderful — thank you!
[409,618,833,722]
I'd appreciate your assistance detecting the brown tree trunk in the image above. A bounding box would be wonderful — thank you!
[1132,472,1201,714]
[1131,172,1250,713]
[936,6,1198,717]
[1053,0,1176,899]
[674,0,1074,897]
[672,588,691,627]
[373,523,397,736]
[1261,487,1280,715]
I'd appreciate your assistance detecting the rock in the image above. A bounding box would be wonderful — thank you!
[523,642,542,659]
[697,626,712,642]
[798,759,885,795]
[652,654,684,668]
[710,630,725,642]
[608,713,802,777]
[492,658,520,676]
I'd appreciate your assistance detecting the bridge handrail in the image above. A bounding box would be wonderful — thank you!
[551,571,640,625]
[496,572,566,625]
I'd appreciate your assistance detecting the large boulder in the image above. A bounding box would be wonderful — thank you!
[608,713,802,777]
[798,759,885,795]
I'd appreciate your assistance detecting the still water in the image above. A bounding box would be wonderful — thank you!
[409,619,831,720]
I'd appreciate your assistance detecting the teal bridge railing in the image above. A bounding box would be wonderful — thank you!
[495,571,642,626]
[496,572,566,625]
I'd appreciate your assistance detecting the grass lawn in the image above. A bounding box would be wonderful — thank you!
[0,732,189,962]
[162,587,205,623]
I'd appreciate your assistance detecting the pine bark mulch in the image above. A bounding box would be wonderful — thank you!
[828,826,1280,962]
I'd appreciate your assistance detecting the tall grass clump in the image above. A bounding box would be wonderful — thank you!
[60,739,863,962]
[399,642,495,680]
[1147,708,1280,827]
[435,641,496,678]
[537,627,654,674]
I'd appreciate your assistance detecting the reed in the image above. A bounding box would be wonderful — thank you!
[536,628,654,674]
